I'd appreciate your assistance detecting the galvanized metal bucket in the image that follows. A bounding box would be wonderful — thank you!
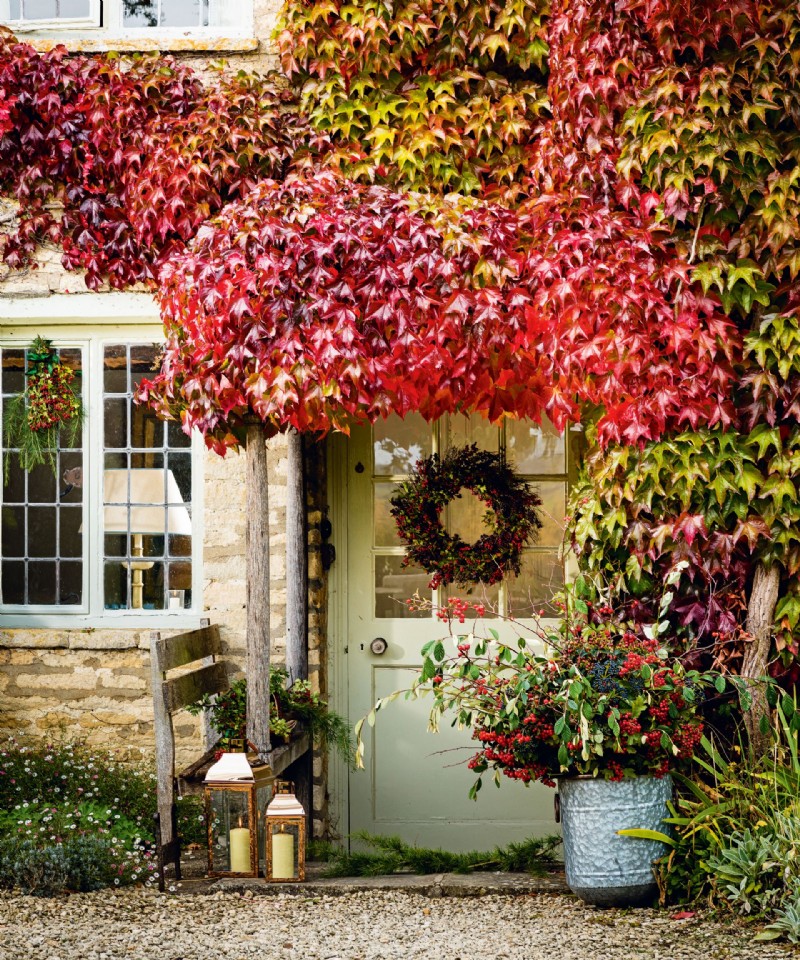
[556,775,672,907]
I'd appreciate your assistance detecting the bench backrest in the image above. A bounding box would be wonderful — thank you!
[150,622,228,852]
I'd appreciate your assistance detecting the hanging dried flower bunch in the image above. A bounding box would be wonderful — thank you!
[3,337,84,479]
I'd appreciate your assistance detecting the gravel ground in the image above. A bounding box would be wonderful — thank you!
[0,890,796,960]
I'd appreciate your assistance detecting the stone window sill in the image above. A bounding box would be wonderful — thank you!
[24,36,259,53]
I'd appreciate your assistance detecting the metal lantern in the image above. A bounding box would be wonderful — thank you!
[204,753,273,878]
[265,781,306,882]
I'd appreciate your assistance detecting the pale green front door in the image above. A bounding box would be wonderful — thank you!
[335,413,571,850]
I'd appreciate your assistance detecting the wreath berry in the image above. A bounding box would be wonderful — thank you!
[390,444,543,589]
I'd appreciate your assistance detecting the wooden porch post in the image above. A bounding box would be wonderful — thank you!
[285,428,308,682]
[246,423,271,758]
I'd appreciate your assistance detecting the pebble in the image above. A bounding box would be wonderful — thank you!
[0,890,793,960]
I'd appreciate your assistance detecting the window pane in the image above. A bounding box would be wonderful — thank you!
[28,464,56,503]
[20,0,58,18]
[59,0,90,16]
[104,396,128,448]
[123,0,209,29]
[375,554,430,618]
[28,561,56,605]
[1,349,24,394]
[104,344,128,393]
[28,507,56,557]
[160,0,204,27]
[1,345,84,608]
[122,0,158,26]
[4,454,24,503]
[2,560,24,605]
[506,417,566,475]
[59,506,82,558]
[2,506,25,556]
[374,413,431,476]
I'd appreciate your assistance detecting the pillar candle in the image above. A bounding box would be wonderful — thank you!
[229,826,251,873]
[272,829,295,879]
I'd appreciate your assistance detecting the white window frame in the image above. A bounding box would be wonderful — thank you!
[0,0,101,29]
[0,0,253,37]
[0,296,205,629]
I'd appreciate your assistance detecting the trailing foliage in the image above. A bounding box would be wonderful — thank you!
[310,831,561,877]
[187,668,356,765]
[0,37,318,288]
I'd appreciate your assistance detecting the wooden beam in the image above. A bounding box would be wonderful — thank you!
[246,423,271,758]
[285,428,308,682]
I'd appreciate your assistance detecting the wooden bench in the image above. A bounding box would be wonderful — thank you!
[149,623,313,891]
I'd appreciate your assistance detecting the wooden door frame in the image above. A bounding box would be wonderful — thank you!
[326,431,351,843]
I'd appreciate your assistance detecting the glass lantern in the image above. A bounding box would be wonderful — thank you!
[204,753,273,878]
[265,781,306,882]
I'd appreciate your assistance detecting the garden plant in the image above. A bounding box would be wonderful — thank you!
[0,739,204,895]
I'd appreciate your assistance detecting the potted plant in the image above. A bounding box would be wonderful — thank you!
[189,668,355,764]
[358,573,738,906]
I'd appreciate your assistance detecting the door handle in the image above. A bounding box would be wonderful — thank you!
[369,637,388,656]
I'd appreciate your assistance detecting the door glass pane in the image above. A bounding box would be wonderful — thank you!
[374,413,431,476]
[375,554,430,619]
[1,345,84,608]
[374,483,402,547]
[506,417,565,475]
[446,414,499,453]
[447,488,496,544]
[506,551,564,617]
[529,480,567,548]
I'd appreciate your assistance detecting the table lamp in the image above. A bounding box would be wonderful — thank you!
[103,468,192,609]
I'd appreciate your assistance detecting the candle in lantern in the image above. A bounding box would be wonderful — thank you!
[229,817,251,873]
[272,826,295,879]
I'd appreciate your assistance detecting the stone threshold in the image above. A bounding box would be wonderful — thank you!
[175,869,569,898]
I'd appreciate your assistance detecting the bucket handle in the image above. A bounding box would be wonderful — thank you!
[554,792,561,824]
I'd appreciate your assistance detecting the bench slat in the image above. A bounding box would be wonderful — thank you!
[154,624,221,672]
[162,662,228,713]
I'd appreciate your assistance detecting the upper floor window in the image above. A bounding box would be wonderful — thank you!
[0,334,202,622]
[0,0,250,35]
[1,0,100,27]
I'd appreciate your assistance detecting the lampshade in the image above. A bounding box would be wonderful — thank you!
[103,469,192,536]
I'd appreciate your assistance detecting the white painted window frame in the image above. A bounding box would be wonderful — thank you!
[0,295,205,629]
[0,0,253,36]
[0,0,101,30]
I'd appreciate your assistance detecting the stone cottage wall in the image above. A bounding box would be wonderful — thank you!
[0,3,332,836]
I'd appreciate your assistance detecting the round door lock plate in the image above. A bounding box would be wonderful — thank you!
[370,637,388,656]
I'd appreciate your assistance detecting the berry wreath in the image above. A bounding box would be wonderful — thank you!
[390,444,543,589]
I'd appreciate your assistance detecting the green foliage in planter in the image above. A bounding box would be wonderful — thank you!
[187,668,356,765]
